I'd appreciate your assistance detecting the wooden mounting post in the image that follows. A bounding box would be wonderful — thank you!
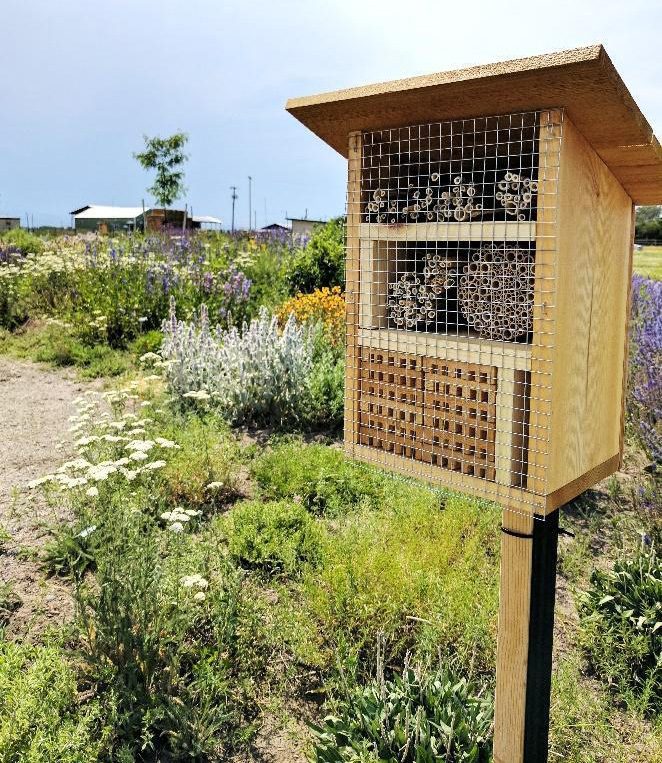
[493,508,559,763]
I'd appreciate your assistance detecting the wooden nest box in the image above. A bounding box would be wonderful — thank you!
[287,45,662,516]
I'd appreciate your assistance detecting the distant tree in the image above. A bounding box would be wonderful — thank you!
[635,205,662,241]
[636,205,662,225]
[134,132,189,211]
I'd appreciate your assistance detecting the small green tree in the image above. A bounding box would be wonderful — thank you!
[134,132,189,212]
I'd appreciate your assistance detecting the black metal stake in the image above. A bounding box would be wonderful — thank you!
[523,508,560,762]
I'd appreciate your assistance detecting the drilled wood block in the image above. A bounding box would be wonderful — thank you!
[357,347,498,479]
[357,347,424,460]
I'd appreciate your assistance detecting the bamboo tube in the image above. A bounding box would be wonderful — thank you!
[458,243,534,341]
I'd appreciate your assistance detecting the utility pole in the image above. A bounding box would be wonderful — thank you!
[230,186,238,232]
[248,175,252,231]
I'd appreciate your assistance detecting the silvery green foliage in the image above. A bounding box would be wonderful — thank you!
[161,297,313,426]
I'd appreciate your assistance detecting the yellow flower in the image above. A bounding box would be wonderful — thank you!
[277,287,344,345]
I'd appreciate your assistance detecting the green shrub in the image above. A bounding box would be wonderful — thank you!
[241,237,291,312]
[0,639,110,762]
[128,329,162,356]
[228,499,322,575]
[286,218,345,294]
[33,333,130,377]
[309,659,493,763]
[578,545,661,714]
[301,492,500,674]
[305,325,345,431]
[0,227,44,255]
[251,442,385,515]
[307,351,344,431]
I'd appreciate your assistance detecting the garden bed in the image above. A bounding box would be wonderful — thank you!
[0,226,659,762]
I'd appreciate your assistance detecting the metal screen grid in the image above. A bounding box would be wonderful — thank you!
[344,109,563,518]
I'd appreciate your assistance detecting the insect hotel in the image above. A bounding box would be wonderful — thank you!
[287,45,662,762]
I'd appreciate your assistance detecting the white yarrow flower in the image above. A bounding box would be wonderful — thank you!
[58,475,89,488]
[59,457,92,472]
[102,434,125,442]
[86,486,99,497]
[87,464,117,481]
[143,460,166,470]
[161,509,190,522]
[183,389,211,401]
[77,525,97,539]
[180,574,209,589]
[126,439,155,452]
[154,437,178,449]
[27,475,55,489]
[75,435,100,447]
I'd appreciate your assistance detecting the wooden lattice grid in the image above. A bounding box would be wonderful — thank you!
[357,347,423,457]
[357,347,497,479]
[422,358,497,479]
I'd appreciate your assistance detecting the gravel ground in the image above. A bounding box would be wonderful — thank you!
[0,357,101,636]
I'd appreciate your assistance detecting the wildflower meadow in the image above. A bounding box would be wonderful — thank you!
[0,223,659,762]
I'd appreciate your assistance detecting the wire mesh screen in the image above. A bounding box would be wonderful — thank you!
[345,109,563,517]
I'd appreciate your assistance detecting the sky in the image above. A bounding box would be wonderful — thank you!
[1,0,660,229]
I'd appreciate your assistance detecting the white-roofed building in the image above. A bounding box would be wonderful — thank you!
[190,215,222,228]
[286,216,326,238]
[71,206,222,233]
[71,205,144,233]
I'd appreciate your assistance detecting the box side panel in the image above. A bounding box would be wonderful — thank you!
[528,110,562,499]
[344,132,362,456]
[546,117,633,493]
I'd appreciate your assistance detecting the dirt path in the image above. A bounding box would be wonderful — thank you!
[0,357,100,636]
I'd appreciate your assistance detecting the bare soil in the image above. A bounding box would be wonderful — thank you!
[0,357,101,636]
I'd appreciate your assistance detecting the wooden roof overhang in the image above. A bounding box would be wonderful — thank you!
[286,45,662,204]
